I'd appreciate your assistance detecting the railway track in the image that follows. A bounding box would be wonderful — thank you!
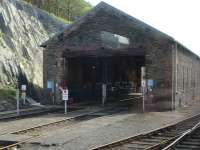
[0,104,129,150]
[91,113,200,150]
[163,121,200,150]
[0,107,61,121]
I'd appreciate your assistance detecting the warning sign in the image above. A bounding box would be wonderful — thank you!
[21,85,26,91]
[62,89,69,101]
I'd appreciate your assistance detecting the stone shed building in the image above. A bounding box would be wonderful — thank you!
[41,2,200,110]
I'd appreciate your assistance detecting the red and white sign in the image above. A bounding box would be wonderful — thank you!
[62,89,69,101]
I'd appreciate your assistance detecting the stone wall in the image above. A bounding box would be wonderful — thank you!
[175,44,200,107]
[145,37,173,110]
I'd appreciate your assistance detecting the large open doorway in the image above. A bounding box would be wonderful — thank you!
[64,56,145,104]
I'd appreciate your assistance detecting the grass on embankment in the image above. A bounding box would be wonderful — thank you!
[0,86,16,99]
[0,87,17,111]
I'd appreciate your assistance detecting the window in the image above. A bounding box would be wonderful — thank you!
[100,31,130,49]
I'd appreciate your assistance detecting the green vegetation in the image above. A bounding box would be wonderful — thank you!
[0,86,16,99]
[50,13,72,24]
[0,31,4,38]
[24,0,92,22]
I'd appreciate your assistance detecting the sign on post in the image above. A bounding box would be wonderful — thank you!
[47,80,54,91]
[62,89,69,114]
[21,85,26,105]
[21,85,26,91]
[62,89,69,101]
[47,80,55,104]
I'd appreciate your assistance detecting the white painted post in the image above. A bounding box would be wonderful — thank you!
[21,92,26,105]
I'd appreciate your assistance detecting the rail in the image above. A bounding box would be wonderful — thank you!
[162,121,200,150]
[0,103,130,150]
[91,113,200,150]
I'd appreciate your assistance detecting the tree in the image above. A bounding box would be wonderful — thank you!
[24,0,92,22]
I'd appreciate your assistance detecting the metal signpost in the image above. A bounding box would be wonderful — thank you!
[102,83,107,106]
[62,89,69,114]
[21,85,26,105]
[142,81,146,112]
[16,88,20,115]
[141,67,146,113]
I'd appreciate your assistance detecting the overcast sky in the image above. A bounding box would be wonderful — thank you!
[86,0,200,56]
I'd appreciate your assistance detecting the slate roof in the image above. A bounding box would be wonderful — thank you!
[41,1,199,59]
[41,1,174,47]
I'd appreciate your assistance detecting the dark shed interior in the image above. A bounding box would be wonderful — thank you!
[63,51,145,103]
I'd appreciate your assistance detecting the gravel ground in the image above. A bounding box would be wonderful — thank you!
[0,106,101,135]
[19,102,200,150]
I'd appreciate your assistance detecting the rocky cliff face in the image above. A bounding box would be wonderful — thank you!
[0,0,65,97]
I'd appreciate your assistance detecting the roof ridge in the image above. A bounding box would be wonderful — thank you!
[41,1,199,59]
